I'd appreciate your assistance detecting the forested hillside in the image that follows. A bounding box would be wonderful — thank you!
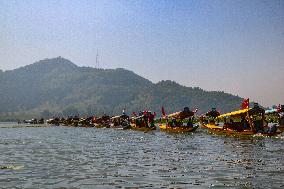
[0,57,244,120]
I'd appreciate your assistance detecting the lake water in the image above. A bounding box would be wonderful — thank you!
[0,122,284,188]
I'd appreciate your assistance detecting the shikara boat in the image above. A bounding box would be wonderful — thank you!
[159,107,199,133]
[265,105,284,132]
[130,111,156,132]
[78,117,94,127]
[57,116,80,127]
[46,117,60,126]
[93,115,110,128]
[22,118,44,124]
[201,103,282,137]
[110,114,131,130]
[159,123,198,133]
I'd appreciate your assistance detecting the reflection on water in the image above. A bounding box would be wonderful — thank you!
[0,123,283,188]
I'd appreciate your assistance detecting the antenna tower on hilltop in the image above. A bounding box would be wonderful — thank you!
[95,50,100,69]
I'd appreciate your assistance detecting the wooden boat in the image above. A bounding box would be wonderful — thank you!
[200,103,282,137]
[60,116,80,127]
[201,123,225,134]
[159,107,198,133]
[94,124,109,128]
[93,115,110,128]
[110,114,131,130]
[130,122,156,132]
[46,118,60,126]
[130,111,156,132]
[265,105,284,132]
[78,117,94,127]
[159,123,198,133]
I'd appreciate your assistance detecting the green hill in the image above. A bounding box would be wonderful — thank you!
[0,57,244,120]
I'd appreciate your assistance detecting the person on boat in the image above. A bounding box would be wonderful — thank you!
[267,124,277,133]
[143,112,149,127]
[207,108,220,118]
[172,118,178,127]
[39,118,45,124]
[136,118,142,127]
[113,118,119,127]
[241,117,250,130]
[168,118,173,127]
[148,112,156,128]
[187,117,193,127]
[206,108,219,125]
[279,111,284,125]
[200,115,208,124]
[227,119,236,130]
[33,118,37,124]
[121,118,129,127]
[253,119,264,133]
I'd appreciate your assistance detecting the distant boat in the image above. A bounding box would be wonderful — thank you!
[110,114,131,130]
[265,105,284,132]
[159,107,199,133]
[93,115,111,128]
[130,111,156,132]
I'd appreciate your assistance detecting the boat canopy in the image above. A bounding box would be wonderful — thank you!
[111,114,129,120]
[131,115,144,120]
[218,106,265,119]
[218,108,250,118]
[167,110,194,119]
[265,109,278,114]
[111,115,120,120]
[167,111,181,118]
[205,109,220,117]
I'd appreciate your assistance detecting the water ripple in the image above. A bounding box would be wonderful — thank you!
[0,124,283,188]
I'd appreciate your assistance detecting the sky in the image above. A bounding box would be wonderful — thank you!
[0,0,283,107]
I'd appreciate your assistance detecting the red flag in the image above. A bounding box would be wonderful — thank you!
[161,106,166,117]
[143,111,148,116]
[241,98,249,109]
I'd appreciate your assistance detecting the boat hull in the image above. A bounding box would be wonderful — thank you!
[201,123,281,137]
[159,124,198,133]
[277,125,284,132]
[94,123,110,128]
[130,123,156,132]
[110,123,131,130]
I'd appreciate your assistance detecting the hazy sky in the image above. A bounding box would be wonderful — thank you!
[0,0,283,107]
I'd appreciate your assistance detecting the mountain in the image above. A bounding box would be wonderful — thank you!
[0,57,244,120]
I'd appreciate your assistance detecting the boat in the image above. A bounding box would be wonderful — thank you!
[200,107,227,134]
[110,114,131,130]
[22,118,44,124]
[200,122,225,134]
[78,117,94,127]
[60,116,80,127]
[46,117,60,126]
[201,103,282,137]
[159,107,199,133]
[159,123,198,133]
[130,111,156,132]
[265,105,284,132]
[93,115,110,128]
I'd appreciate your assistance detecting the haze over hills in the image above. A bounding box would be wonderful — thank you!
[0,57,245,120]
